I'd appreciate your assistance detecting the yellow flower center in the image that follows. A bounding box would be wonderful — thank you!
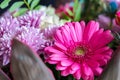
[75,48,85,56]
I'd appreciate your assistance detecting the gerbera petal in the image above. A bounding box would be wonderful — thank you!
[82,63,92,76]
[61,59,73,66]
[47,59,58,64]
[104,55,111,60]
[101,49,113,56]
[64,25,73,44]
[56,63,67,70]
[50,57,67,61]
[54,42,67,51]
[73,70,81,80]
[80,21,85,31]
[90,30,114,49]
[74,22,83,42]
[82,63,94,80]
[94,46,110,54]
[50,53,67,58]
[92,54,103,61]
[54,29,64,44]
[92,48,113,65]
[61,68,70,76]
[70,62,80,74]
[93,67,103,76]
[45,47,65,55]
[50,55,67,61]
[83,21,99,42]
[98,58,108,66]
[68,23,78,42]
[87,60,100,68]
[61,27,71,45]
[89,28,104,48]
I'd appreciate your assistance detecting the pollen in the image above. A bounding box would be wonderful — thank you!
[75,48,85,56]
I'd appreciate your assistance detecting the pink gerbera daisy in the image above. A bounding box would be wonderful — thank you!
[45,21,114,80]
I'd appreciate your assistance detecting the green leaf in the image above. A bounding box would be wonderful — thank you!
[13,8,28,17]
[34,5,41,10]
[27,0,32,4]
[0,0,11,9]
[66,9,73,16]
[30,0,40,9]
[74,3,81,21]
[73,0,81,21]
[63,13,72,21]
[9,1,24,12]
[73,0,79,13]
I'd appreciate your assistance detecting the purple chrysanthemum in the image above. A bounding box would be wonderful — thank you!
[17,6,63,29]
[16,26,45,54]
[0,6,64,66]
[0,14,46,66]
[17,10,43,27]
[42,25,59,40]
[0,14,20,66]
[17,6,63,53]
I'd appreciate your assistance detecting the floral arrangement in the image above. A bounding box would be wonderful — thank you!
[0,0,120,80]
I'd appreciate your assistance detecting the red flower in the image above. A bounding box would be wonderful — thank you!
[115,11,120,26]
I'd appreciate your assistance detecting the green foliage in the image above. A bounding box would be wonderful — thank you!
[9,1,24,12]
[0,0,41,17]
[67,9,73,17]
[13,8,28,17]
[57,0,82,21]
[73,0,79,13]
[73,0,81,21]
[62,13,72,21]
[30,0,40,9]
[23,0,40,10]
[34,5,41,10]
[27,0,32,4]
[0,0,11,9]
[81,0,104,22]
[62,0,81,21]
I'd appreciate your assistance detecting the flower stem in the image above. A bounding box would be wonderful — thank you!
[23,0,31,10]
[109,19,113,30]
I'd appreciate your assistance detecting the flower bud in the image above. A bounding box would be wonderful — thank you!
[115,11,120,26]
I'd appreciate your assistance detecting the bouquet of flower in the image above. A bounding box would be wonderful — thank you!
[0,0,120,80]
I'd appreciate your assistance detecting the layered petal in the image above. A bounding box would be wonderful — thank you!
[83,21,99,42]
[89,30,114,50]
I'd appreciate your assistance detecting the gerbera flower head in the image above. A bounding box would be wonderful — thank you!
[45,21,114,80]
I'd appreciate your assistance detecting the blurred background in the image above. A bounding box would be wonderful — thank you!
[0,0,73,15]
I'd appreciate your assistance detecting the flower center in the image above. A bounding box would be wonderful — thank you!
[75,48,85,56]
[66,42,92,63]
